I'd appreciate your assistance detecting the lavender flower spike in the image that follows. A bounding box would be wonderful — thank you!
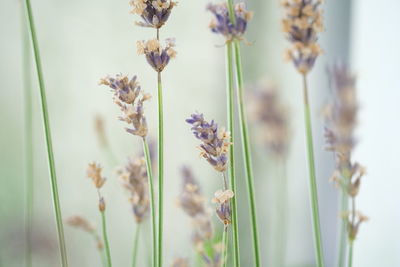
[100,74,151,137]
[281,0,324,74]
[186,113,231,172]
[137,38,177,72]
[207,2,253,42]
[130,0,177,29]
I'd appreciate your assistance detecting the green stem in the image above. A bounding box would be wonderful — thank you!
[92,234,106,267]
[157,71,164,267]
[232,40,261,267]
[132,224,141,267]
[222,227,229,267]
[337,190,348,267]
[21,6,33,267]
[142,138,157,267]
[347,242,353,267]
[226,41,240,267]
[302,74,325,267]
[101,211,112,267]
[23,1,68,266]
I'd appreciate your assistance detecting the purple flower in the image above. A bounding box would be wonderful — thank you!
[137,38,176,72]
[130,0,177,29]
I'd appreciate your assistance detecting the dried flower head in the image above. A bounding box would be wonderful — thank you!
[87,162,106,189]
[281,0,324,74]
[186,113,231,172]
[212,189,234,225]
[171,258,189,267]
[341,211,369,241]
[207,2,253,41]
[137,38,177,72]
[252,82,290,158]
[100,74,151,137]
[130,0,177,28]
[119,157,150,223]
[66,216,95,233]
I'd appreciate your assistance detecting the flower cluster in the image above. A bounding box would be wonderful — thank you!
[137,38,177,72]
[130,0,176,28]
[118,157,150,223]
[66,216,104,250]
[186,113,231,172]
[252,82,290,158]
[325,65,368,241]
[212,189,234,226]
[87,162,107,211]
[100,74,151,137]
[281,0,324,74]
[207,2,253,41]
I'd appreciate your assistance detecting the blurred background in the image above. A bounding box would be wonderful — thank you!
[1,0,399,266]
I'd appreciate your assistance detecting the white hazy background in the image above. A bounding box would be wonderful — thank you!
[0,0,399,266]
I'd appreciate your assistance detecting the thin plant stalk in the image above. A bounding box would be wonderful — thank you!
[132,224,141,267]
[22,7,33,267]
[101,211,112,267]
[225,41,240,267]
[232,40,261,267]
[157,70,164,267]
[302,74,324,267]
[222,227,228,267]
[23,0,68,265]
[337,189,348,267]
[347,242,353,267]
[142,138,157,267]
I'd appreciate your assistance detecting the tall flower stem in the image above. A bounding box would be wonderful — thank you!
[302,74,324,267]
[101,211,112,267]
[157,70,164,267]
[222,227,228,267]
[132,224,141,267]
[142,138,157,267]
[21,6,33,267]
[347,242,353,267]
[337,189,348,267]
[226,41,240,267]
[23,1,68,266]
[232,40,261,267]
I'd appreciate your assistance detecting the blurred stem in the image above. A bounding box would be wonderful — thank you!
[226,41,240,267]
[142,138,157,267]
[222,227,228,267]
[21,5,33,267]
[92,234,106,267]
[233,40,261,267]
[347,242,353,267]
[302,74,324,267]
[23,0,68,266]
[132,224,141,267]
[157,70,164,267]
[337,189,348,267]
[101,210,112,267]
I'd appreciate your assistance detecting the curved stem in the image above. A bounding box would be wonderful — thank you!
[157,71,164,267]
[21,6,33,267]
[101,211,112,267]
[337,190,348,267]
[132,224,141,267]
[23,1,68,265]
[302,74,325,267]
[232,40,261,267]
[226,41,240,267]
[142,138,157,267]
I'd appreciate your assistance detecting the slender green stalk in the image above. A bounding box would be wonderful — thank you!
[101,211,112,267]
[21,6,33,267]
[302,74,325,267]
[157,71,164,267]
[23,1,68,265]
[142,138,157,267]
[132,224,141,267]
[337,190,348,267]
[347,242,353,267]
[222,227,229,267]
[232,40,261,267]
[92,234,106,267]
[225,41,240,267]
